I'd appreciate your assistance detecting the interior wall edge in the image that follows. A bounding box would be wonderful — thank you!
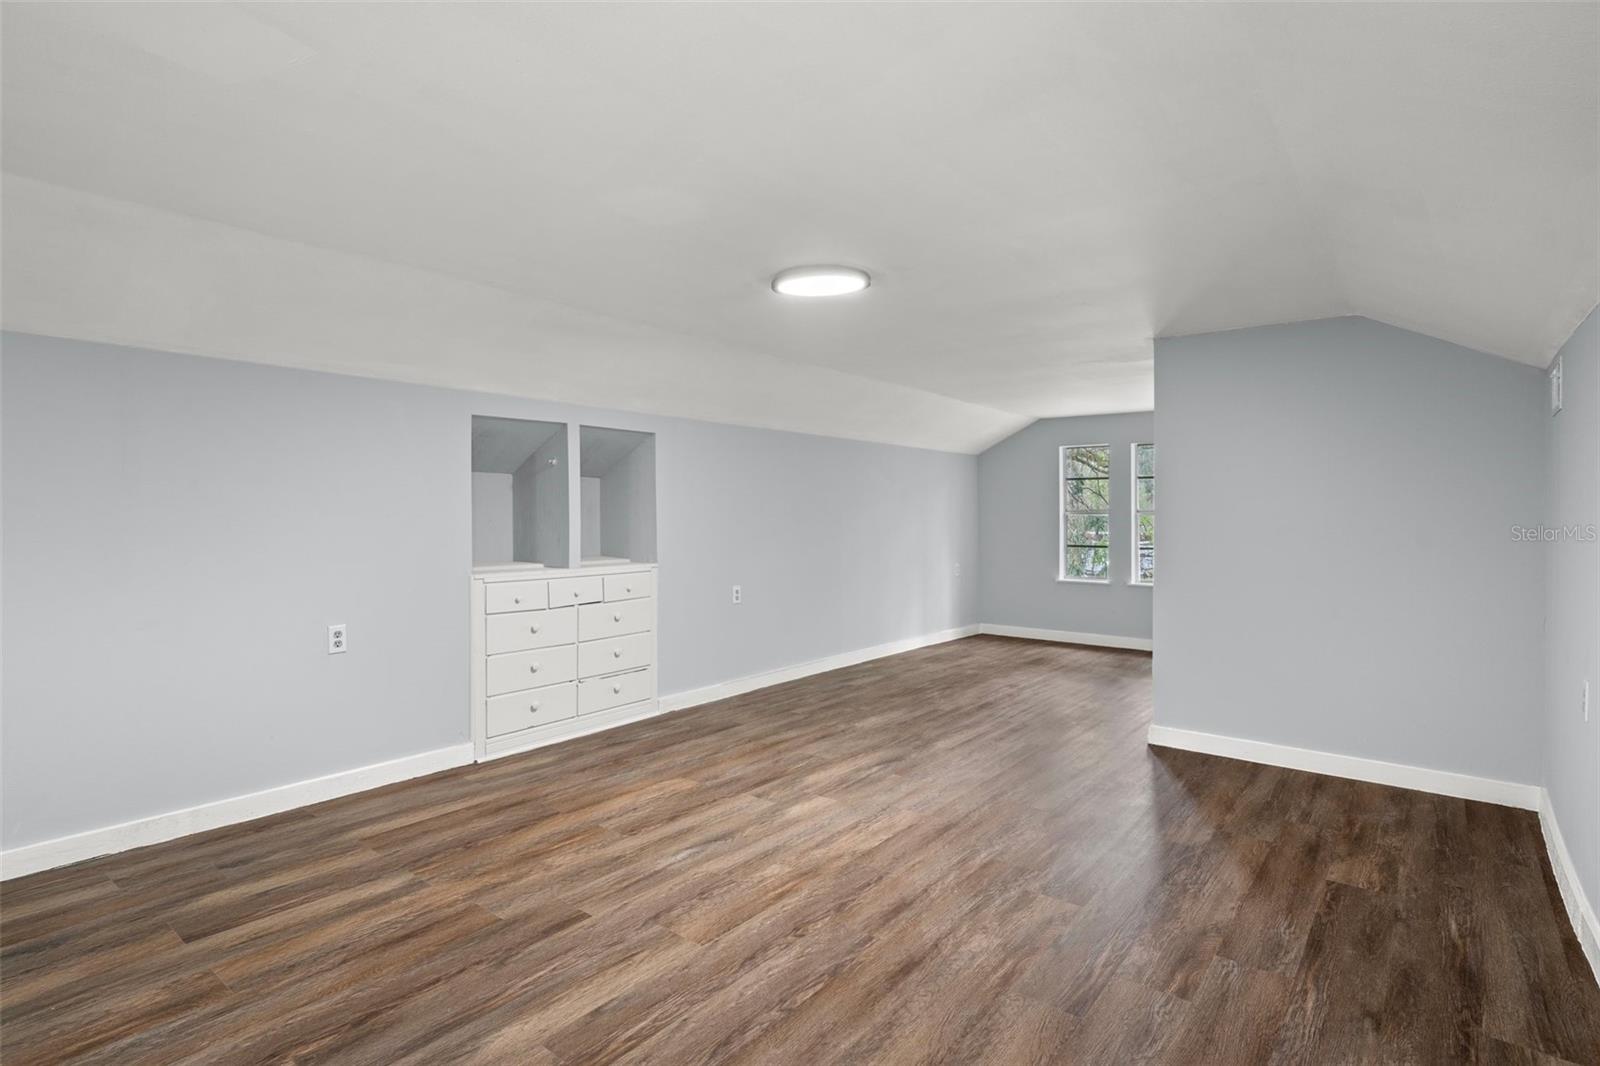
[1540,787,1600,982]
[1146,723,1541,811]
[1152,316,1548,795]
[977,624,1153,652]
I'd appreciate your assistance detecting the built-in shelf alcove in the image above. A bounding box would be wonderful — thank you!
[471,416,569,568]
[578,426,657,565]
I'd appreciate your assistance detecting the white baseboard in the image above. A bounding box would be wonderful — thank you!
[978,623,1152,652]
[1146,724,1541,811]
[660,624,980,713]
[1540,788,1600,981]
[1,625,984,881]
[0,743,473,881]
[1146,726,1593,980]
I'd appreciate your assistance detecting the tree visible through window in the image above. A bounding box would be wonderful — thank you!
[1060,445,1110,580]
[1133,443,1155,584]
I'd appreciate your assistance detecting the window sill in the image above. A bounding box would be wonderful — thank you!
[1126,580,1155,588]
[1057,577,1111,585]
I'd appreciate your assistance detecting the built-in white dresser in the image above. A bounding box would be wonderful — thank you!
[470,561,658,759]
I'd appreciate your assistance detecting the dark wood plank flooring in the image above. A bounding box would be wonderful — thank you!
[3,636,1597,1064]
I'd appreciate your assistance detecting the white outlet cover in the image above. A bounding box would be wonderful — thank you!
[328,623,347,654]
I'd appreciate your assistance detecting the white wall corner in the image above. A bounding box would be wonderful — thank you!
[0,743,474,881]
[978,623,1153,652]
[1149,727,1597,973]
[1145,724,1541,811]
[1539,788,1600,981]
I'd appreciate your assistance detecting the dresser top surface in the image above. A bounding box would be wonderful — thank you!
[472,560,657,583]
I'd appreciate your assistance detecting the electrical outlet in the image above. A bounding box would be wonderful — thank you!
[328,624,347,654]
[954,562,962,577]
[731,585,742,605]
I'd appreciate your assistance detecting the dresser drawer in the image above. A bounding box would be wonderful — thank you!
[578,599,652,641]
[603,572,654,602]
[579,667,654,715]
[485,606,576,654]
[486,645,576,697]
[486,681,577,737]
[485,580,547,614]
[578,632,654,678]
[548,575,603,607]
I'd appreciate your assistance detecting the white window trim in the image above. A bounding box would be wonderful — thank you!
[1130,441,1154,586]
[1059,443,1112,584]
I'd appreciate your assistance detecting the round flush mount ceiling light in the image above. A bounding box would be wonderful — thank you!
[771,265,871,297]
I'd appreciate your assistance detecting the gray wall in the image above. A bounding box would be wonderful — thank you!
[1153,317,1547,786]
[513,429,569,567]
[1544,307,1599,913]
[0,332,979,849]
[470,472,513,565]
[580,476,603,559]
[600,436,658,564]
[978,413,1154,640]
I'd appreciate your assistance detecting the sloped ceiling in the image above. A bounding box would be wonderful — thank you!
[2,2,1595,452]
[470,416,561,475]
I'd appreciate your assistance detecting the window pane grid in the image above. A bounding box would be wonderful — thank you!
[1060,445,1110,580]
[1131,443,1155,585]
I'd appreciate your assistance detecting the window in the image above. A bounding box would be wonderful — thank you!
[1060,445,1110,581]
[1132,443,1155,585]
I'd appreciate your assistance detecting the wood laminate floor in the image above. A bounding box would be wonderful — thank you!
[3,636,1598,1064]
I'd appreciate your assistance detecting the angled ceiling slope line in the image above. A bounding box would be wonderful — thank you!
[0,176,1033,454]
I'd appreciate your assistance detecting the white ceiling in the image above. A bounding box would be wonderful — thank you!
[2,2,1595,453]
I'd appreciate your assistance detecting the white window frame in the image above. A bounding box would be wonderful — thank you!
[1131,442,1154,586]
[1059,443,1112,584]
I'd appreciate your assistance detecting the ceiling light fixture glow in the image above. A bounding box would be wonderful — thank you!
[771,265,871,297]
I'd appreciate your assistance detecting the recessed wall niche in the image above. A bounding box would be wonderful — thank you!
[470,416,569,568]
[578,426,657,565]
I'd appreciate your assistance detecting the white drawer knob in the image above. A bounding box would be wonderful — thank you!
[529,703,540,712]
[613,612,622,622]
[613,649,622,658]
[572,590,580,598]
[513,597,521,604]
[624,586,631,593]
[612,683,622,694]
[529,664,539,673]
[530,625,540,634]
